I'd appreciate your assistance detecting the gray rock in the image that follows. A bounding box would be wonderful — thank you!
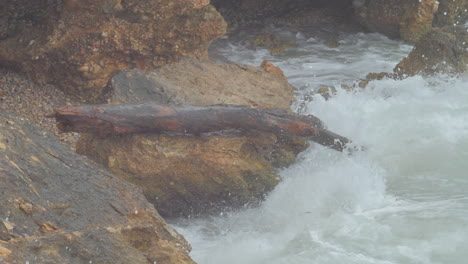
[0,111,194,264]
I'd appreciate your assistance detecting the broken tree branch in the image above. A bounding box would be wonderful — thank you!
[51,103,351,152]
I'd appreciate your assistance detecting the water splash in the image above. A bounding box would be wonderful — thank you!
[174,32,468,264]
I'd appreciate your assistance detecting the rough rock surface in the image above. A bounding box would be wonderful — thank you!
[357,72,395,88]
[212,0,359,39]
[212,0,353,27]
[353,0,439,43]
[0,68,79,148]
[102,59,295,109]
[77,59,309,217]
[0,111,194,263]
[0,0,226,102]
[245,33,297,54]
[394,26,468,77]
[433,0,468,27]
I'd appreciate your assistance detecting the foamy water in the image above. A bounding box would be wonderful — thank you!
[173,31,468,264]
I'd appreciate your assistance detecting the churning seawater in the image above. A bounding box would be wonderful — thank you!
[173,31,468,264]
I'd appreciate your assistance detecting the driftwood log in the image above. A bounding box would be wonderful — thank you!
[51,103,351,152]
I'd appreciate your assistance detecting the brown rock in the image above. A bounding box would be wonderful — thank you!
[400,0,438,43]
[39,222,58,234]
[0,221,11,242]
[0,0,227,102]
[212,0,292,26]
[274,4,358,32]
[324,40,340,48]
[246,33,297,54]
[104,59,294,109]
[0,111,194,263]
[353,0,439,42]
[394,26,468,77]
[77,59,308,217]
[316,86,337,99]
[357,72,395,88]
[365,72,394,81]
[353,0,409,39]
[18,201,33,215]
[0,245,12,257]
[433,0,468,27]
[212,0,355,31]
[261,60,286,80]
[357,79,369,88]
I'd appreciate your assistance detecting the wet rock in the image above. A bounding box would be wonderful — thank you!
[77,59,309,217]
[394,26,468,77]
[0,112,194,263]
[316,86,338,99]
[245,33,297,54]
[0,0,59,40]
[399,0,439,43]
[324,40,340,48]
[213,0,354,30]
[261,60,287,80]
[358,72,395,88]
[275,4,359,34]
[212,0,294,27]
[0,0,226,102]
[353,0,439,43]
[433,0,468,27]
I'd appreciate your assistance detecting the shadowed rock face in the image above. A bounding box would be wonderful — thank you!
[212,0,355,32]
[0,0,60,40]
[212,0,353,21]
[353,0,439,43]
[433,0,468,27]
[394,26,468,77]
[212,0,467,43]
[76,59,309,218]
[0,0,226,102]
[0,111,194,263]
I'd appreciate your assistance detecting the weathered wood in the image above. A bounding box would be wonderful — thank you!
[51,103,351,152]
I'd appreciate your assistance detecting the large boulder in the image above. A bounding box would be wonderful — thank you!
[103,59,295,109]
[394,26,468,77]
[0,111,194,264]
[76,59,309,217]
[0,0,226,102]
[353,0,439,43]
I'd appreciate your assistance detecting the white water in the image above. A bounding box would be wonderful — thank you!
[174,32,468,264]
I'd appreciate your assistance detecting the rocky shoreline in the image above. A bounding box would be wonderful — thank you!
[1,0,467,263]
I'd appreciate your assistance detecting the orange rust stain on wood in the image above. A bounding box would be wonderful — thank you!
[277,121,318,136]
[158,119,181,131]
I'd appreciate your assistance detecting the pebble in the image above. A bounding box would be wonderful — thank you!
[0,68,79,149]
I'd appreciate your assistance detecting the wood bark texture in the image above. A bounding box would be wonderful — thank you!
[51,103,350,152]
